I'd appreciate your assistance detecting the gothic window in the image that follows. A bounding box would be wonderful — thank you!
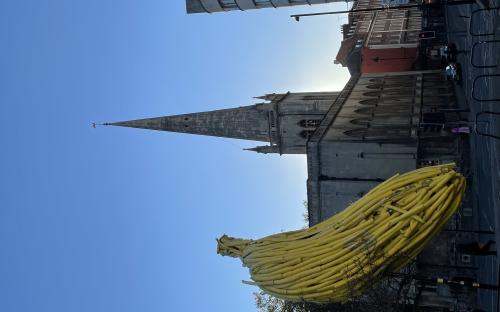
[368,78,383,84]
[343,128,367,139]
[344,127,409,140]
[379,97,414,105]
[219,0,238,10]
[363,91,381,97]
[359,98,379,106]
[299,130,315,139]
[254,0,273,7]
[384,76,415,84]
[383,82,415,89]
[301,95,335,101]
[355,106,412,116]
[355,107,376,115]
[269,111,276,128]
[298,119,321,128]
[350,117,371,126]
[382,89,414,97]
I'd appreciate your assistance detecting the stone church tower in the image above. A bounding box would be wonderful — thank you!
[106,91,339,155]
[186,0,340,14]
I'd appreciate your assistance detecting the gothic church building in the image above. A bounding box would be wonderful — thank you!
[108,70,463,226]
[108,69,478,308]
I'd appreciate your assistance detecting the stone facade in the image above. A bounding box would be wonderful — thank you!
[304,70,475,309]
[306,70,461,225]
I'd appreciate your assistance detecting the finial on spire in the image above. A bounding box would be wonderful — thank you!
[91,122,111,128]
[243,145,279,154]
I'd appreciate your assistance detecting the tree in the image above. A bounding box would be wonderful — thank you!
[253,267,417,312]
[254,291,346,312]
[302,200,309,227]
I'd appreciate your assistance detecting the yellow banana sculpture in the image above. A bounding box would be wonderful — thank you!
[217,163,466,303]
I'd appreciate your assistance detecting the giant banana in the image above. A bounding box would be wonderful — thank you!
[217,163,466,303]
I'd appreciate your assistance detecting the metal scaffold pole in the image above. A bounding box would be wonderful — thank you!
[291,1,476,21]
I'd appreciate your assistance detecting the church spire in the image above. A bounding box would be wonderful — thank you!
[106,104,272,143]
[244,145,280,154]
[104,91,340,155]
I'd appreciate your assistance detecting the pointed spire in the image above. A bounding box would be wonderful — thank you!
[253,93,282,102]
[244,145,280,154]
[107,104,272,143]
[253,96,267,100]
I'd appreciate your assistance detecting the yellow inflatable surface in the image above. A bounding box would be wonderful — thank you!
[217,163,466,303]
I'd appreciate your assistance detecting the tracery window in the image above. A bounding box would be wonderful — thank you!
[298,119,322,128]
[384,76,416,83]
[381,89,414,97]
[350,117,371,126]
[254,0,273,7]
[344,127,409,140]
[299,130,315,139]
[301,95,335,101]
[219,0,238,10]
[383,81,415,88]
[363,91,381,97]
[359,98,379,106]
[354,106,412,116]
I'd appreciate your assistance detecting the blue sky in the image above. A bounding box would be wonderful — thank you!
[0,1,349,311]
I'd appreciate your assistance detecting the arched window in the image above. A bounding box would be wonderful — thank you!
[344,127,409,140]
[355,107,376,115]
[359,98,379,106]
[354,106,412,116]
[384,76,415,83]
[363,91,381,97]
[220,0,239,10]
[254,0,273,7]
[368,78,383,83]
[298,119,322,128]
[379,97,414,105]
[366,84,382,90]
[350,117,371,126]
[385,82,414,88]
[343,128,367,139]
[301,95,335,101]
[382,89,414,97]
[299,130,315,139]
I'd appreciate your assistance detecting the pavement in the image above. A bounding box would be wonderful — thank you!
[446,1,500,310]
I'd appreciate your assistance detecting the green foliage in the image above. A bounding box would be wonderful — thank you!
[302,200,309,227]
[254,292,345,312]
